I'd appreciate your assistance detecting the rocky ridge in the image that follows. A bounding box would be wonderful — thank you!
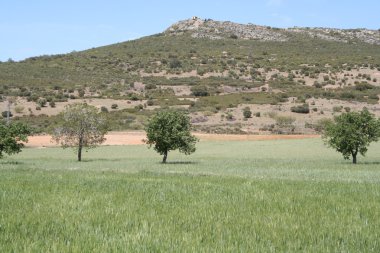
[165,17,380,45]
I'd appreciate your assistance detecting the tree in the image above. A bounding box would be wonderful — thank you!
[0,121,30,158]
[243,107,252,119]
[145,110,198,163]
[52,103,108,161]
[323,109,380,164]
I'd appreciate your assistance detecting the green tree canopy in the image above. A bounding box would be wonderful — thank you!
[323,109,380,164]
[0,121,30,158]
[52,103,108,161]
[145,110,198,163]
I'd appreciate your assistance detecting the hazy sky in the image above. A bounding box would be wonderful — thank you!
[1,0,379,61]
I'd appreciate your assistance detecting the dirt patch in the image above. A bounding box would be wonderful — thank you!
[24,132,319,148]
[194,133,319,141]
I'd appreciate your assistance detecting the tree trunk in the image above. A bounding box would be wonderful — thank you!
[78,144,82,161]
[162,151,168,163]
[78,135,83,162]
[352,152,357,164]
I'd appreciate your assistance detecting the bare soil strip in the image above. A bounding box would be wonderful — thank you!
[25,132,320,148]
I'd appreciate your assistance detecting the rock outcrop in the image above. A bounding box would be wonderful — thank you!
[165,17,380,45]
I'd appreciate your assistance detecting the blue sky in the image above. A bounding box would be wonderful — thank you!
[1,0,379,61]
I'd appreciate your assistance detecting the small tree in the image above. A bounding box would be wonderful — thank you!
[0,121,30,158]
[243,107,252,119]
[145,110,198,163]
[52,103,108,161]
[323,109,380,164]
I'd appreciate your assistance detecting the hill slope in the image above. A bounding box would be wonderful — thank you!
[1,17,380,133]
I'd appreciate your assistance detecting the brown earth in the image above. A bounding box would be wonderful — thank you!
[25,132,320,148]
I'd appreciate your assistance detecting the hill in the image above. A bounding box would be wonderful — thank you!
[1,17,380,134]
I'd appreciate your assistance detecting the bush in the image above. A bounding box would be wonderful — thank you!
[226,113,235,121]
[130,94,139,101]
[169,59,182,69]
[333,106,343,113]
[37,98,47,107]
[355,82,374,91]
[100,106,108,113]
[266,111,277,119]
[242,107,252,118]
[14,106,25,113]
[340,92,355,99]
[49,101,56,108]
[291,104,310,114]
[78,89,85,97]
[135,104,144,110]
[308,118,333,133]
[275,115,296,133]
[111,104,118,109]
[147,99,154,106]
[191,85,209,97]
[145,83,157,90]
[255,112,261,117]
[1,111,13,118]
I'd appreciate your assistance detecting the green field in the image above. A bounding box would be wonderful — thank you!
[1,139,380,252]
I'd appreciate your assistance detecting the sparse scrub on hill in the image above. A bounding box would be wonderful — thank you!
[0,20,380,134]
[275,115,296,134]
[291,104,310,114]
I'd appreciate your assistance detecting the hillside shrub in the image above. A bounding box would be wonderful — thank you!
[1,111,12,118]
[37,98,47,107]
[243,107,252,119]
[291,104,310,114]
[275,115,296,134]
[355,82,374,91]
[100,106,108,113]
[333,106,343,113]
[191,85,209,97]
[14,106,25,114]
[169,59,182,69]
[145,83,157,90]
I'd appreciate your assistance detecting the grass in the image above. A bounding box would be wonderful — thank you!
[1,139,380,252]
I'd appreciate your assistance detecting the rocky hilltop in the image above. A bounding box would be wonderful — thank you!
[165,17,380,45]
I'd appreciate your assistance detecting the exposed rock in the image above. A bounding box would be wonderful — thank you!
[165,17,380,45]
[165,17,288,41]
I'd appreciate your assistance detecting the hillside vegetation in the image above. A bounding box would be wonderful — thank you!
[1,17,380,133]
